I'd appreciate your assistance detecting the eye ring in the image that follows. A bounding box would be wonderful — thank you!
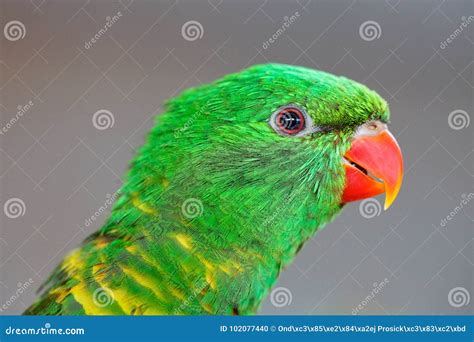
[269,104,313,137]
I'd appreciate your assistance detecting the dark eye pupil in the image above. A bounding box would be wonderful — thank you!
[279,111,301,130]
[276,109,305,134]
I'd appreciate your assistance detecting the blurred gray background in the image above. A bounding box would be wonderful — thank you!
[0,0,472,315]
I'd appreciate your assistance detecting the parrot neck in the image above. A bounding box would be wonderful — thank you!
[90,185,342,315]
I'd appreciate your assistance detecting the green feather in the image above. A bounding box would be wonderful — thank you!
[25,64,389,315]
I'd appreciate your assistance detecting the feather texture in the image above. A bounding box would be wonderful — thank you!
[25,64,388,315]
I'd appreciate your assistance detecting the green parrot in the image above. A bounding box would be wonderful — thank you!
[24,64,403,315]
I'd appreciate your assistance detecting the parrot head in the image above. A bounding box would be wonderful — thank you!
[151,64,403,258]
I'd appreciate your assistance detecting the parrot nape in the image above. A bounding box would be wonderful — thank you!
[25,64,403,315]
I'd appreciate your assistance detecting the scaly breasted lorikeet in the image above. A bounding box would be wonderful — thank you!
[25,64,403,315]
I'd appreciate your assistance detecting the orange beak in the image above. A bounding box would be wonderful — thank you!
[342,128,403,210]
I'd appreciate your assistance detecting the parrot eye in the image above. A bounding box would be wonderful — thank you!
[270,105,313,136]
